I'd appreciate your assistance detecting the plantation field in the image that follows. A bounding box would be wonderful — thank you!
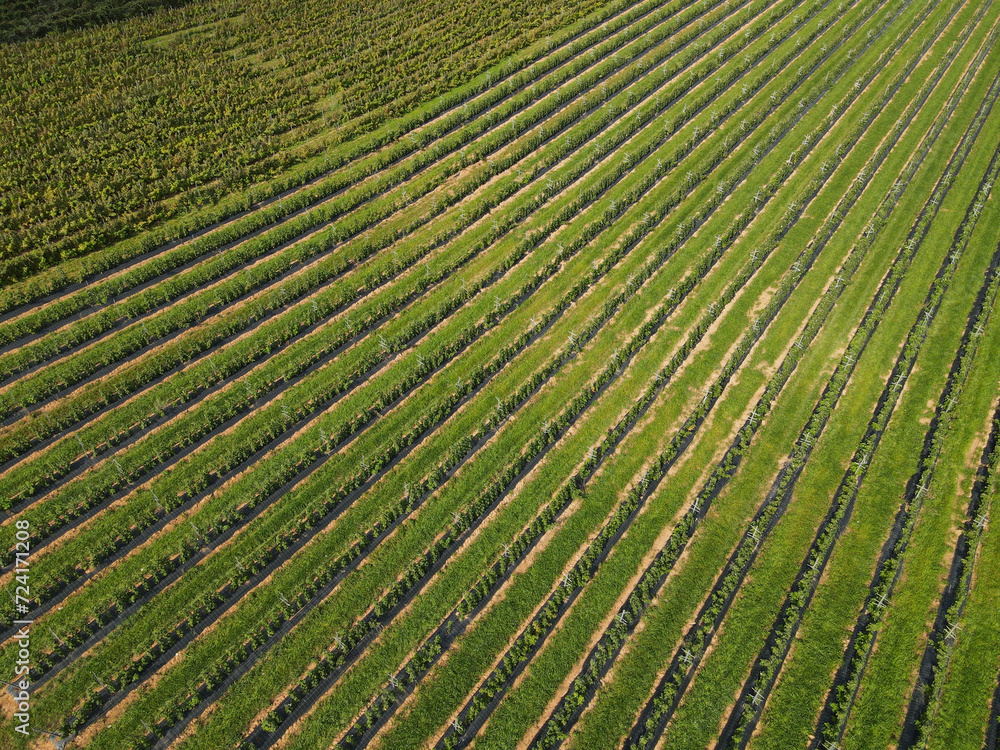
[2,0,999,748]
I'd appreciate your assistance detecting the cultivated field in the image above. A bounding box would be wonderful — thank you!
[2,0,1000,748]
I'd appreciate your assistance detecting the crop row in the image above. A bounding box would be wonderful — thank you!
[0,0,671,323]
[0,0,721,387]
[166,0,936,748]
[538,4,983,746]
[811,123,1000,750]
[0,0,668,337]
[0,0,788,524]
[416,1,936,748]
[0,0,840,664]
[0,0,622,286]
[250,0,928,740]
[616,3,987,743]
[718,54,1000,749]
[37,0,884,740]
[0,0,791,521]
[898,362,1000,748]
